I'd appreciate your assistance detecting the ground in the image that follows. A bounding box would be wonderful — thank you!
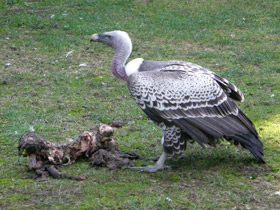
[0,0,280,209]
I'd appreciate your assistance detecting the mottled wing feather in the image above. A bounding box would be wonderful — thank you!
[128,70,238,120]
[162,61,244,102]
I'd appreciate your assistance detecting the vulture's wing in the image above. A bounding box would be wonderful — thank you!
[127,67,264,162]
[163,61,244,102]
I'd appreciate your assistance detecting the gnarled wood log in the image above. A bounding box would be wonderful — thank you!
[18,124,142,181]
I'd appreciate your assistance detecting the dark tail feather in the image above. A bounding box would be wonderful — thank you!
[231,134,265,163]
[174,119,216,146]
[237,109,258,138]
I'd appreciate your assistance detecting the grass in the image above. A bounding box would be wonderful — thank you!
[1,0,280,209]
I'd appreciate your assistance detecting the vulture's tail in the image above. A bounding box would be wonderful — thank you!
[173,108,265,163]
[231,109,265,163]
[230,134,265,163]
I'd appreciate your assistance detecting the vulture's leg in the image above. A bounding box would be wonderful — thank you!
[144,136,173,162]
[126,151,171,172]
[144,136,165,162]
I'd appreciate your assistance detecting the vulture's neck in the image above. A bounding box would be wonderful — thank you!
[111,43,132,81]
[111,52,128,81]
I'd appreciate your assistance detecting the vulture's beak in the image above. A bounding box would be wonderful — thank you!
[90,33,99,42]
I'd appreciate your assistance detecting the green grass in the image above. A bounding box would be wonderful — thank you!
[1,0,280,209]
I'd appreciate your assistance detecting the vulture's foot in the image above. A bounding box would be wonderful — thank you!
[126,152,169,172]
[145,155,172,162]
[145,156,161,162]
[126,165,172,172]
[145,155,186,162]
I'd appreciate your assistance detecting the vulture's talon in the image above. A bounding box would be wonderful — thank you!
[125,165,172,173]
[145,156,160,162]
[145,156,173,163]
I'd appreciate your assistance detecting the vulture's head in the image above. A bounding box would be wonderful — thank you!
[90,30,132,54]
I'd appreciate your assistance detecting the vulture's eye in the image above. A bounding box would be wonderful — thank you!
[104,35,111,41]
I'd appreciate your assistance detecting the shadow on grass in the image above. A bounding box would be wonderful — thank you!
[161,146,273,177]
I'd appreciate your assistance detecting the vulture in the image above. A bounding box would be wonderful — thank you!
[90,30,264,172]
